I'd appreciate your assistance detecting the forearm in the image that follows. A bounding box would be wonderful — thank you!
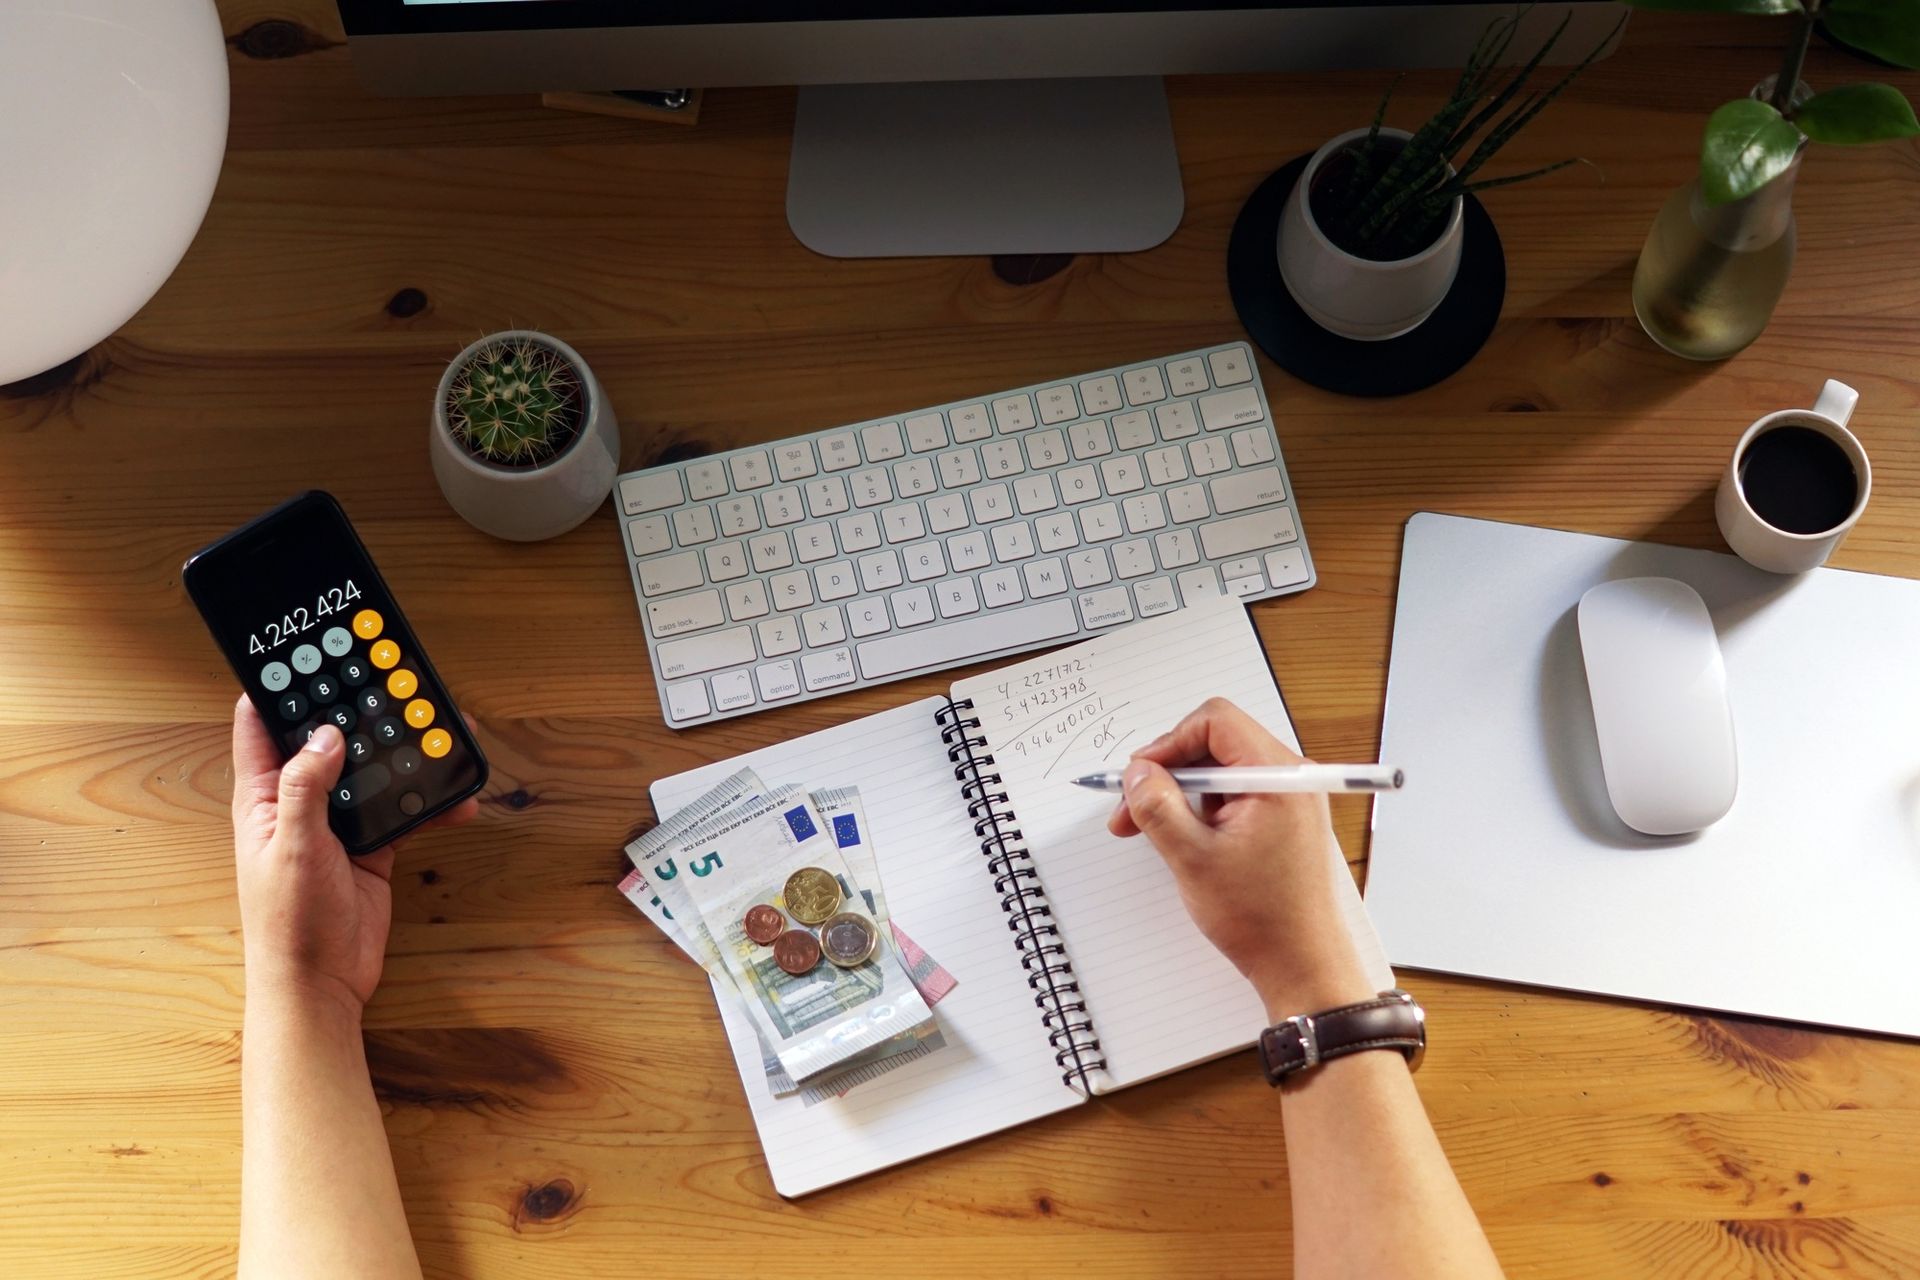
[240,981,421,1280]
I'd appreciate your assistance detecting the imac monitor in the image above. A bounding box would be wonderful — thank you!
[335,2,1622,256]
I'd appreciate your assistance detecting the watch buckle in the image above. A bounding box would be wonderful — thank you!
[1285,1012,1319,1071]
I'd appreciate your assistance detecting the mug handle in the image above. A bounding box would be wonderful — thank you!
[1813,379,1859,427]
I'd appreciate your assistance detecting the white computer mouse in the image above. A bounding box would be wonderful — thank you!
[1576,577,1738,836]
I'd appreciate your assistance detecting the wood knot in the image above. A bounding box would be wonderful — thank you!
[386,287,429,318]
[418,869,440,885]
[500,788,535,810]
[653,440,711,467]
[1034,1195,1054,1216]
[992,254,1075,286]
[1591,1172,1613,1187]
[230,20,337,60]
[516,1179,580,1229]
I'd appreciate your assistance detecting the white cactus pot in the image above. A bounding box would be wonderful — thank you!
[430,330,620,543]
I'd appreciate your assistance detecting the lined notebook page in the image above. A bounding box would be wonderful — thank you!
[650,697,1081,1197]
[952,599,1393,1091]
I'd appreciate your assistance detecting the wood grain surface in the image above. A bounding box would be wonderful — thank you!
[3,4,1918,1276]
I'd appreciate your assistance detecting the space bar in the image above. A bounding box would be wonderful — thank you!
[856,599,1081,680]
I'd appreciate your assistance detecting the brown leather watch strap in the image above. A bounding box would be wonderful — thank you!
[1258,989,1426,1086]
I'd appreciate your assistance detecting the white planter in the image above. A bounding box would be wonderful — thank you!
[1278,127,1465,342]
[430,331,620,542]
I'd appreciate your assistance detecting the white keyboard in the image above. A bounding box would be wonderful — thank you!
[615,342,1314,726]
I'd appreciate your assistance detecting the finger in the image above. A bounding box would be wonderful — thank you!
[354,847,397,882]
[427,796,482,829]
[1109,758,1212,857]
[275,724,347,849]
[231,695,283,818]
[1132,697,1304,769]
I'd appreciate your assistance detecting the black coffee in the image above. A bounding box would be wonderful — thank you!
[1738,424,1859,535]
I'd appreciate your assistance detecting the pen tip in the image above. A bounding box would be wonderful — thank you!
[1392,769,1406,789]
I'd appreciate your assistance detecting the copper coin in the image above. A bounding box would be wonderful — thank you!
[772,929,822,976]
[819,912,878,968]
[743,904,785,946]
[782,866,843,925]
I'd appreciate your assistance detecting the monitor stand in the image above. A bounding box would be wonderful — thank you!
[786,77,1184,259]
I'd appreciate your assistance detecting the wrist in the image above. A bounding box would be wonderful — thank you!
[244,960,367,1028]
[1246,936,1378,1024]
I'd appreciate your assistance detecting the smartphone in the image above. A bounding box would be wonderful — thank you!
[184,491,488,854]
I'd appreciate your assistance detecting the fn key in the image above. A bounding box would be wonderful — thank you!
[331,763,391,809]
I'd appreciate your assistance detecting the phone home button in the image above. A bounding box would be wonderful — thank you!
[398,791,424,817]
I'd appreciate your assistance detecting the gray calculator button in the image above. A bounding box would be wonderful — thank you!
[391,746,423,776]
[325,704,357,733]
[371,716,404,745]
[330,763,391,809]
[321,626,353,657]
[277,692,309,720]
[339,656,371,687]
[346,734,375,764]
[357,687,388,717]
[260,661,291,691]
[309,674,340,704]
[291,644,322,674]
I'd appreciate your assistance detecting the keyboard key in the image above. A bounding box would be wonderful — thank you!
[1079,375,1123,415]
[639,551,704,597]
[860,421,906,462]
[620,471,683,515]
[627,515,671,557]
[1035,512,1079,553]
[969,483,1014,524]
[848,599,891,637]
[903,540,947,582]
[936,577,982,618]
[404,698,436,730]
[773,441,818,483]
[748,532,793,572]
[1166,358,1209,395]
[857,599,1078,679]
[769,570,814,611]
[1210,466,1286,514]
[1113,411,1154,451]
[1014,474,1058,515]
[991,521,1036,562]
[665,680,713,722]
[331,763,392,809]
[837,511,881,553]
[927,493,969,534]
[849,467,892,508]
[1099,455,1145,494]
[1168,484,1210,524]
[1155,527,1200,568]
[1177,566,1223,606]
[858,550,904,592]
[1058,465,1099,505]
[1145,445,1188,487]
[758,616,801,656]
[803,606,847,647]
[657,626,755,680]
[938,448,983,489]
[1079,503,1123,543]
[949,403,993,443]
[1208,346,1255,386]
[980,567,1024,607]
[1025,429,1069,469]
[1024,557,1069,597]
[1199,506,1299,559]
[1114,539,1155,579]
[802,648,857,691]
[672,506,717,546]
[1189,437,1232,477]
[1134,576,1179,618]
[761,486,804,527]
[730,451,773,491]
[882,503,926,544]
[705,541,748,581]
[992,394,1036,433]
[905,412,948,453]
[711,669,756,712]
[815,561,857,601]
[420,728,452,758]
[1225,572,1266,598]
[756,660,801,701]
[717,497,760,537]
[646,588,725,638]
[725,579,770,621]
[1155,402,1200,440]
[948,531,991,571]
[686,461,728,501]
[1199,386,1264,432]
[892,457,936,497]
[1222,556,1263,583]
[804,476,850,518]
[819,432,860,472]
[1068,548,1113,588]
[1231,427,1278,467]
[1123,492,1168,534]
[889,586,937,628]
[1036,385,1078,424]
[1266,547,1311,589]
[1123,365,1168,406]
[1068,420,1113,460]
[981,440,1025,479]
[1078,585,1135,629]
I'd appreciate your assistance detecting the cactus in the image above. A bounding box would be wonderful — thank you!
[445,337,582,466]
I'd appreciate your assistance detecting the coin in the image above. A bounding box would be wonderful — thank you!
[742,904,785,946]
[782,866,842,925]
[819,911,878,968]
[772,929,822,976]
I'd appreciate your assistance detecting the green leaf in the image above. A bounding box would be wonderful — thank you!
[1619,0,1801,12]
[1823,0,1920,70]
[1700,98,1805,204]
[1795,83,1920,142]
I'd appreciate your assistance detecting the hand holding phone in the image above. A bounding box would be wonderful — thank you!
[185,491,489,854]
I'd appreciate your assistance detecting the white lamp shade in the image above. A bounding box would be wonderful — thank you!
[0,0,229,385]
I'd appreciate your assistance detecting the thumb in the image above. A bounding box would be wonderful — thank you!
[1120,758,1210,859]
[276,724,346,846]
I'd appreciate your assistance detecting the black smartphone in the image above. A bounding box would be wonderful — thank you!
[184,491,488,854]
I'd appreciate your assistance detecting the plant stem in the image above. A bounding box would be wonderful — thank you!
[1771,0,1819,116]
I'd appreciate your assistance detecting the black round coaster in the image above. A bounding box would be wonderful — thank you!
[1227,153,1506,398]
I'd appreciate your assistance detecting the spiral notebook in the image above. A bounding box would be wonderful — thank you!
[650,598,1392,1196]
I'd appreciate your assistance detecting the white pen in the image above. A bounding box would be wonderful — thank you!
[1070,764,1405,795]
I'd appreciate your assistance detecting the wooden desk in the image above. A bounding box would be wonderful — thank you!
[4,4,1918,1276]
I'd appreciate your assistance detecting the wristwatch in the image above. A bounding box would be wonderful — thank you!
[1257,989,1426,1086]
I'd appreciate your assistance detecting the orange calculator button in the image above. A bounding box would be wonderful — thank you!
[369,639,400,670]
[404,698,435,730]
[352,609,384,640]
[386,668,418,699]
[421,728,451,759]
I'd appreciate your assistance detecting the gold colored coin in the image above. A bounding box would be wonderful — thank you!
[820,912,878,968]
[782,866,842,925]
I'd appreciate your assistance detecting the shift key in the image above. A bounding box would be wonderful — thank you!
[1199,507,1299,560]
[656,626,755,679]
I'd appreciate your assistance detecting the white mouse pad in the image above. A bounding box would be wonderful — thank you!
[1366,513,1920,1038]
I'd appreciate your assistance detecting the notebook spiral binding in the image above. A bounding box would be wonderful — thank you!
[937,696,1106,1093]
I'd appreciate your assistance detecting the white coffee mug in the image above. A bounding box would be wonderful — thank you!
[1715,379,1868,574]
